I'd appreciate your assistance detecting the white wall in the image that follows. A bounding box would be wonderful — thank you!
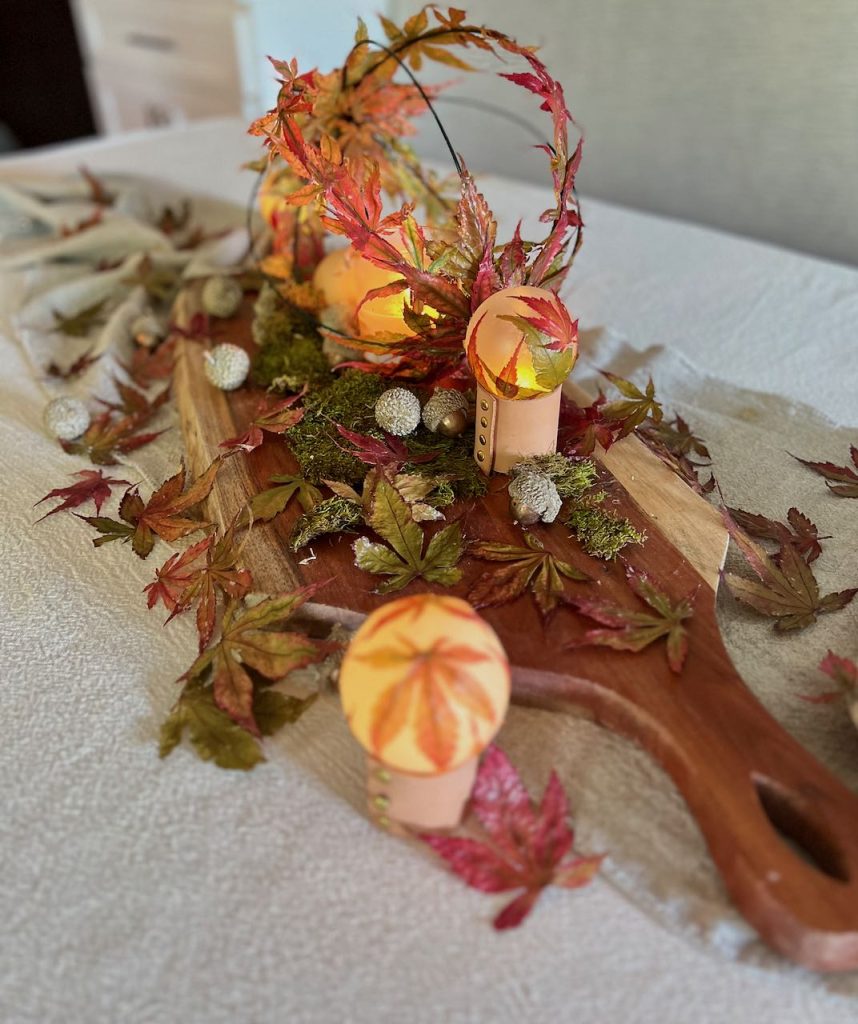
[389,0,858,266]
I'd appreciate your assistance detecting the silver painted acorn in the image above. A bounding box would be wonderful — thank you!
[204,343,250,391]
[130,313,165,349]
[421,387,470,437]
[201,275,243,319]
[44,396,91,441]
[374,387,421,436]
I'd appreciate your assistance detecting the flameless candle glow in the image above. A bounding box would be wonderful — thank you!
[464,285,578,401]
[313,246,437,345]
[339,594,510,777]
[463,285,578,474]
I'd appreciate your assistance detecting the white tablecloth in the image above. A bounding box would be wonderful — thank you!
[2,119,857,1024]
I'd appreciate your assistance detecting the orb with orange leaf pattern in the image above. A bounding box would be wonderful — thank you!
[339,594,511,776]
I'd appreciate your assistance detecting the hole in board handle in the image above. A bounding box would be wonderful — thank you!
[753,775,850,883]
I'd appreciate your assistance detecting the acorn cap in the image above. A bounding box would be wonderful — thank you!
[339,594,510,776]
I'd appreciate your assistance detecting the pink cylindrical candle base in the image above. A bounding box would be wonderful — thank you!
[366,755,478,831]
[474,384,561,475]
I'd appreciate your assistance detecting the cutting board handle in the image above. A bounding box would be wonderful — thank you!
[640,669,858,971]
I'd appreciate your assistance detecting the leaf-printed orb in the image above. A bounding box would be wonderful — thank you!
[314,246,407,343]
[339,594,510,775]
[464,285,578,401]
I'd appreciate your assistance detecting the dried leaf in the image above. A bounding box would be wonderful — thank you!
[335,424,436,475]
[220,395,304,454]
[468,533,589,618]
[245,473,322,524]
[145,516,253,651]
[558,393,618,456]
[34,469,130,521]
[792,446,858,498]
[354,471,464,593]
[80,459,221,558]
[120,337,177,389]
[721,509,856,631]
[819,651,858,699]
[159,678,265,770]
[727,506,826,564]
[569,566,695,673]
[600,372,663,437]
[46,347,100,380]
[61,409,166,466]
[182,586,332,735]
[423,745,602,929]
[51,299,108,338]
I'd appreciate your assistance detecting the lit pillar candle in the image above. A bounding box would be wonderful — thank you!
[338,594,511,831]
[464,285,578,474]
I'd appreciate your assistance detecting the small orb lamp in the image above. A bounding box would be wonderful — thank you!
[313,247,415,346]
[464,285,578,474]
[339,594,511,831]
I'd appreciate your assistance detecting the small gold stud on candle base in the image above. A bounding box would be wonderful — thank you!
[473,384,562,475]
[366,755,479,831]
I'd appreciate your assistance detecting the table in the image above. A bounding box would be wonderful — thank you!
[2,118,857,1024]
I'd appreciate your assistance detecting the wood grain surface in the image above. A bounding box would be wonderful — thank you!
[174,287,858,972]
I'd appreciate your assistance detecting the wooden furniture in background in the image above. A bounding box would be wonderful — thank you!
[71,0,379,134]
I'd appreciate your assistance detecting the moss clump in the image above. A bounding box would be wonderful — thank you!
[250,283,331,392]
[564,491,645,559]
[405,428,488,500]
[513,453,598,500]
[289,496,363,551]
[285,371,389,484]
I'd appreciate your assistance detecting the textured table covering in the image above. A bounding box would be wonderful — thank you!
[1,119,857,1024]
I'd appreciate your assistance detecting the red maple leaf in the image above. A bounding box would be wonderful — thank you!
[422,745,602,929]
[513,293,579,352]
[801,650,858,705]
[219,394,304,454]
[120,337,177,389]
[34,469,130,521]
[145,517,253,650]
[46,347,100,380]
[792,446,858,498]
[335,424,436,474]
[558,393,618,456]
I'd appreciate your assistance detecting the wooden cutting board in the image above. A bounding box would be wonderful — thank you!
[174,290,858,972]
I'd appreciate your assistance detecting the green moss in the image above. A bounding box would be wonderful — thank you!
[405,428,488,500]
[289,496,364,551]
[303,369,388,421]
[250,283,331,392]
[513,453,598,499]
[564,491,645,560]
[285,371,389,484]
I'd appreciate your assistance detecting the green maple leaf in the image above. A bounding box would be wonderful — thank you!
[183,588,331,737]
[467,532,589,618]
[600,371,663,437]
[354,471,465,594]
[51,299,108,337]
[159,678,265,770]
[245,473,322,524]
[569,567,695,673]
